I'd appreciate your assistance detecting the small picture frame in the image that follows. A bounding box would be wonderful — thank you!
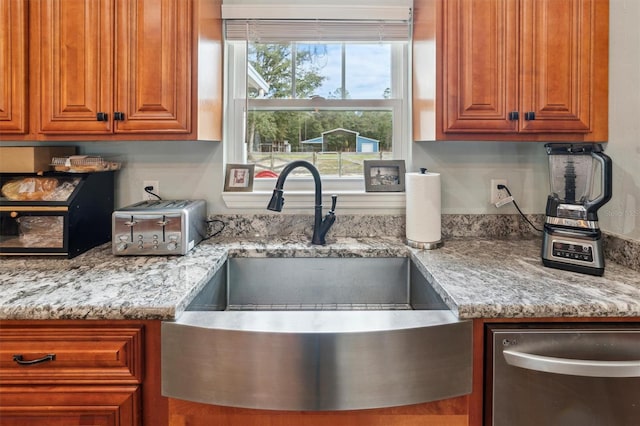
[224,163,255,192]
[364,160,406,192]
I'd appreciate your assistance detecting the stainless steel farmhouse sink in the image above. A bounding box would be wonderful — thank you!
[162,257,472,411]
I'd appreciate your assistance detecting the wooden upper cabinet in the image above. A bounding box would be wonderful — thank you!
[520,0,594,133]
[35,0,198,138]
[0,0,28,135]
[0,0,222,141]
[114,0,192,134]
[38,0,113,134]
[438,0,608,141]
[441,0,519,134]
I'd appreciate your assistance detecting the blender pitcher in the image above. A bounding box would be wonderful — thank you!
[545,144,612,221]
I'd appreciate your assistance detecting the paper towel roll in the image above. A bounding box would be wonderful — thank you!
[405,170,441,248]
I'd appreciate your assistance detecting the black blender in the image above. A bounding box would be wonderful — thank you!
[541,143,612,276]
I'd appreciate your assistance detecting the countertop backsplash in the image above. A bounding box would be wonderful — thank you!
[207,213,545,239]
[206,213,639,272]
[603,233,640,272]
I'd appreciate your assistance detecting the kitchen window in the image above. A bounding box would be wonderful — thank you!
[222,0,413,210]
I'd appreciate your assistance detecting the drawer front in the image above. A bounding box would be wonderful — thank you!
[0,326,143,384]
[0,385,140,426]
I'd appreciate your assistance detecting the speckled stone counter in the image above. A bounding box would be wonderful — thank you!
[1,237,639,321]
[412,239,640,319]
[0,242,228,320]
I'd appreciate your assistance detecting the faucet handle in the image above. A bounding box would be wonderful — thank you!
[330,194,338,213]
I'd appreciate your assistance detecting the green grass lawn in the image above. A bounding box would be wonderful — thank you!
[248,151,392,177]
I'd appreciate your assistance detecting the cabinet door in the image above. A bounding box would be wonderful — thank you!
[114,0,192,134]
[441,0,519,133]
[519,0,593,133]
[0,386,140,426]
[0,0,28,134]
[38,0,113,134]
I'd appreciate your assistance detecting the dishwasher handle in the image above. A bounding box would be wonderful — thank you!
[503,349,640,378]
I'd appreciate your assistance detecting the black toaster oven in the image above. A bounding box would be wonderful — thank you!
[0,171,114,258]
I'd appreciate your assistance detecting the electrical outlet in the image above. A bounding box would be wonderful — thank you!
[142,180,159,200]
[490,179,508,204]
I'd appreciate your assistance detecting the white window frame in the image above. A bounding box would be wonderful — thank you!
[222,30,412,213]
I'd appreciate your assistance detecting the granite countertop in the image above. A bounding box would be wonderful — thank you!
[1,237,639,321]
[411,239,640,319]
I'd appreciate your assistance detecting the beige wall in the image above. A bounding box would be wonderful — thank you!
[598,0,640,240]
[3,0,638,241]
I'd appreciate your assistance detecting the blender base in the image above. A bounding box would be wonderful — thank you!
[542,257,604,277]
[541,226,605,276]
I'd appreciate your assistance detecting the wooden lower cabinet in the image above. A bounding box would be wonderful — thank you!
[0,386,139,426]
[0,320,167,426]
[168,396,470,426]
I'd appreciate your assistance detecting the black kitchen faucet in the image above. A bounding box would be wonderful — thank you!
[266,160,337,245]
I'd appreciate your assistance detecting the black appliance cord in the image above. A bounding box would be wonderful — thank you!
[498,184,543,233]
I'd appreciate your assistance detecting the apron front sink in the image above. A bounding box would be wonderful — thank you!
[162,256,472,411]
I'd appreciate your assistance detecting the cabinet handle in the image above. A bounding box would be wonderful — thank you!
[524,111,536,120]
[114,112,125,121]
[12,354,56,366]
[96,112,109,122]
[508,111,519,121]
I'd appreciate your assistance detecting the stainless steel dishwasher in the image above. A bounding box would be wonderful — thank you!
[489,324,640,426]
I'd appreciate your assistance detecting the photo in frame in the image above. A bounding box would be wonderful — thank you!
[363,160,406,192]
[224,163,255,192]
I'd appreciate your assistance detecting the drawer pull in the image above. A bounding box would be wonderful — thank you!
[12,354,56,365]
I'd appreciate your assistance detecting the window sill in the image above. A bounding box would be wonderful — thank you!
[222,190,406,214]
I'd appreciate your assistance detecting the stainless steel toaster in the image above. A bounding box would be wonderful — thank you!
[112,199,206,255]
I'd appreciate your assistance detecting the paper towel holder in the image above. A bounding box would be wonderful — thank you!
[405,167,444,250]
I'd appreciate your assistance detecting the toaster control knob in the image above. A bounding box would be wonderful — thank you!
[167,242,178,251]
[116,242,128,252]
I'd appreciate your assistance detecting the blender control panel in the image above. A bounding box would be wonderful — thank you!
[552,241,593,263]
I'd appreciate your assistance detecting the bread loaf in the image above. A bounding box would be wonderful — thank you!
[1,177,59,201]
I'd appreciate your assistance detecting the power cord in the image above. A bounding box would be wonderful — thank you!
[144,186,162,200]
[203,219,226,240]
[497,184,543,233]
[139,188,225,239]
